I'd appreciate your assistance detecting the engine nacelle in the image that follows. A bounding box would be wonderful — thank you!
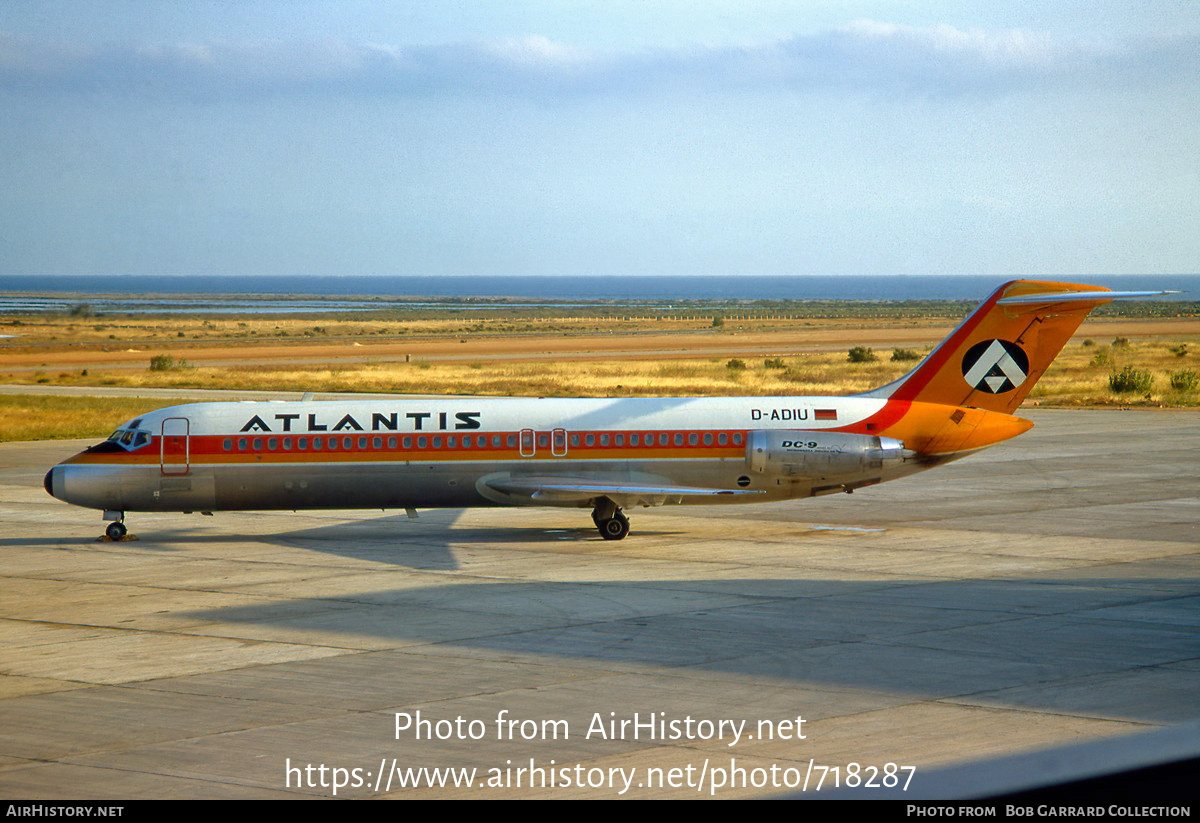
[746,430,911,480]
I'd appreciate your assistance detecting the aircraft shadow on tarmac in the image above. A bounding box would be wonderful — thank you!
[166,512,1200,726]
[266,512,691,570]
[11,510,692,568]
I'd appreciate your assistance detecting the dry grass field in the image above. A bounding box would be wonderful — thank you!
[2,302,1197,442]
[0,394,167,442]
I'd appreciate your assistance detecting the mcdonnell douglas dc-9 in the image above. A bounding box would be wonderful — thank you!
[45,280,1165,541]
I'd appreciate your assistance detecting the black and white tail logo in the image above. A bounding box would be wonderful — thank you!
[961,339,1029,394]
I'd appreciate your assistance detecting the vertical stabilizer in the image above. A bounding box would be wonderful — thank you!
[864,280,1139,414]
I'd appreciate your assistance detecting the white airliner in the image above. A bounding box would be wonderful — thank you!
[44,280,1167,541]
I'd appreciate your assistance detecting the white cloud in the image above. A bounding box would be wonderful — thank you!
[0,22,1195,101]
[840,20,1064,66]
[486,35,589,66]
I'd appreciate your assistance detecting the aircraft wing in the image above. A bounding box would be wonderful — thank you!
[482,475,764,508]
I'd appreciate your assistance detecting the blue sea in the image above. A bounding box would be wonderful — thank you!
[0,275,1194,314]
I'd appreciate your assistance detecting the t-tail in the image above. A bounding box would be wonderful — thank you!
[864,280,1169,414]
[852,280,1174,457]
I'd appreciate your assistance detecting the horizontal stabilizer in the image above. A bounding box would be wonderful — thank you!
[997,289,1179,305]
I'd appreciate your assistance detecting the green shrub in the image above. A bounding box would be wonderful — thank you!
[848,346,877,363]
[1112,337,1131,349]
[890,348,922,362]
[763,357,787,369]
[1090,350,1110,368]
[1169,370,1198,391]
[149,354,189,371]
[711,316,724,328]
[725,358,746,371]
[1108,366,1153,394]
[1169,343,1189,358]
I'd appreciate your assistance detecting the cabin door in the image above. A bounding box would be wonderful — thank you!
[160,417,190,475]
[519,428,535,457]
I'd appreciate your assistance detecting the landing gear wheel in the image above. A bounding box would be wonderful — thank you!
[598,513,630,541]
[105,521,127,541]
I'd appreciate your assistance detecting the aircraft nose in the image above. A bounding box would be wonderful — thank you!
[43,462,127,511]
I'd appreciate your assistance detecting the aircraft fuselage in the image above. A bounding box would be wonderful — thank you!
[47,394,986,517]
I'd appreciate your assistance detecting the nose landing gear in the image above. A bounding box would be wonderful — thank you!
[101,512,133,541]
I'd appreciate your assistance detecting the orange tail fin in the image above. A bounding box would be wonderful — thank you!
[865,280,1147,413]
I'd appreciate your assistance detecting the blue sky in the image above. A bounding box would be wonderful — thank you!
[2,2,1198,278]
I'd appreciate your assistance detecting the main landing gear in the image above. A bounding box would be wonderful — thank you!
[591,499,630,541]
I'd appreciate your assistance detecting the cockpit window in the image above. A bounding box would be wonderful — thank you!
[104,428,151,451]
